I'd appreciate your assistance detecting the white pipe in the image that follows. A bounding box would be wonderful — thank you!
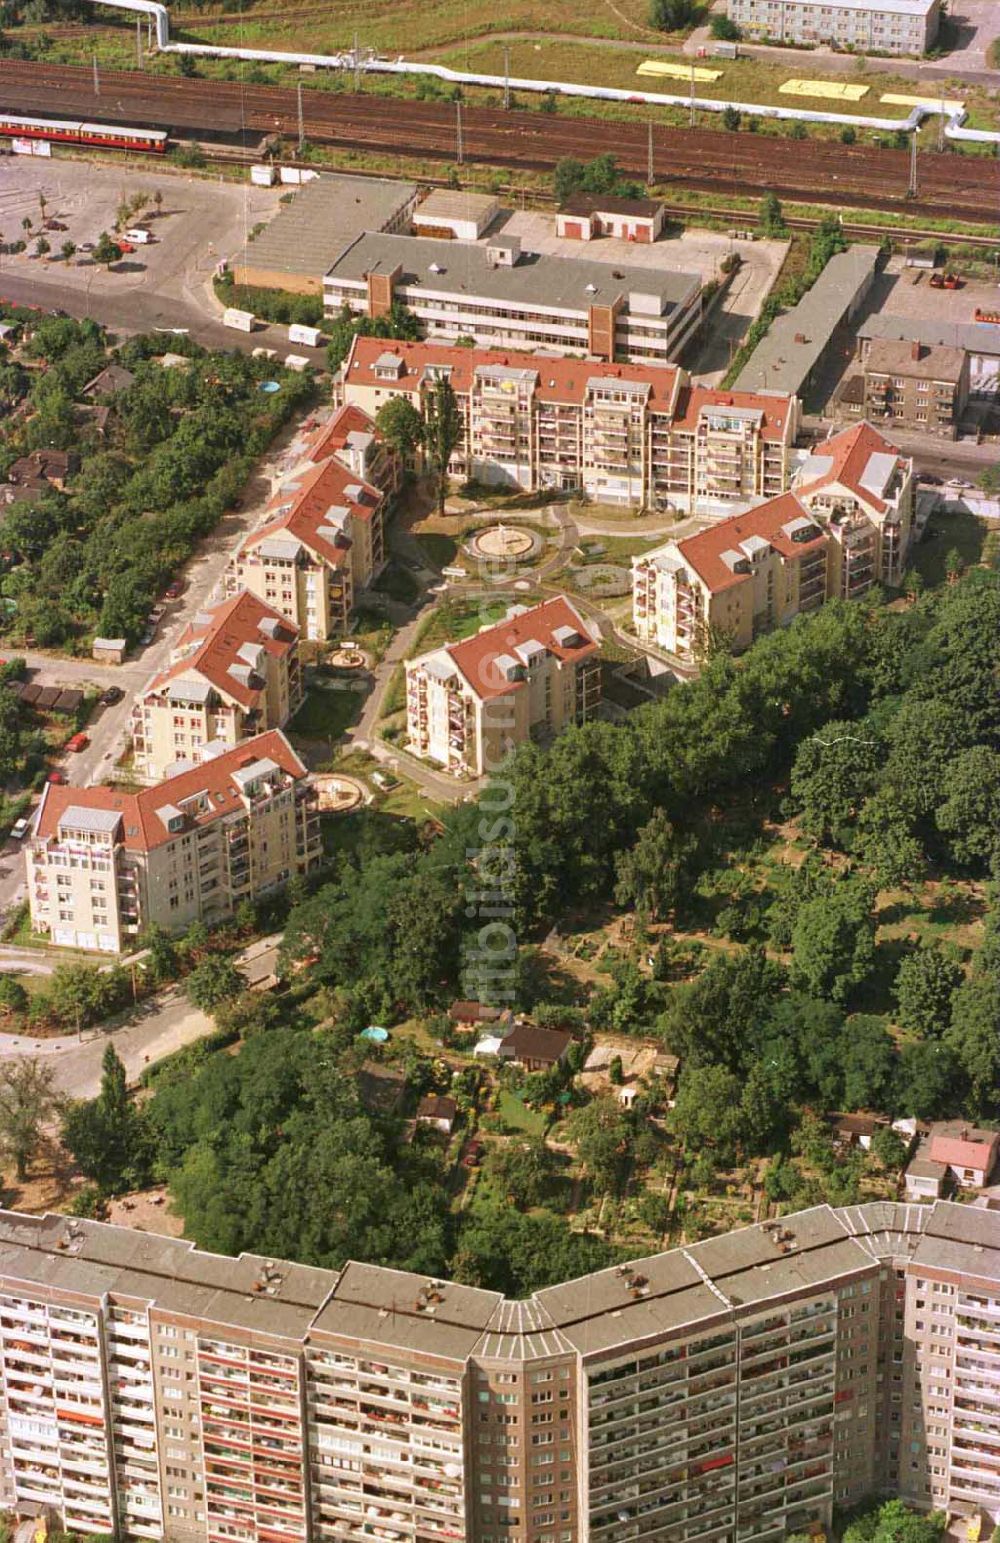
[80,0,998,145]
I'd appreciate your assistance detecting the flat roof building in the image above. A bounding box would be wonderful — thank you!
[324,230,703,367]
[412,188,501,241]
[231,172,420,296]
[727,0,940,54]
[0,1200,995,1542]
[734,245,880,401]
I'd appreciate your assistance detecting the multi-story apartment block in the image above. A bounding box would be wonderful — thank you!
[0,1201,995,1543]
[858,339,969,440]
[633,421,913,658]
[794,421,914,591]
[405,597,601,778]
[25,731,321,952]
[324,232,703,368]
[339,338,798,514]
[304,402,403,502]
[726,0,939,55]
[227,454,384,643]
[131,591,302,783]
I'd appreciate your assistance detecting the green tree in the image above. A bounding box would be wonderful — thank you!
[422,375,464,515]
[648,0,695,28]
[710,11,740,37]
[375,395,424,466]
[185,955,245,1012]
[93,231,120,266]
[839,1014,895,1110]
[758,192,786,236]
[870,1124,908,1171]
[936,746,1000,869]
[482,1139,553,1209]
[613,808,696,920]
[566,1096,633,1195]
[0,976,28,1018]
[670,1064,745,1160]
[34,236,50,259]
[0,1060,61,1180]
[893,943,963,1038]
[790,719,883,848]
[60,240,76,263]
[452,1203,614,1295]
[61,1044,152,1194]
[892,1038,958,1120]
[790,880,876,1005]
[945,969,1000,1116]
[722,105,742,130]
[659,945,786,1071]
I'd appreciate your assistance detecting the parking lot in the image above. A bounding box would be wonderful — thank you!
[0,155,283,330]
[877,256,1000,325]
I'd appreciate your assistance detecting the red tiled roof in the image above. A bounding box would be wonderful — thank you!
[669,384,794,443]
[795,421,903,515]
[243,456,382,570]
[441,596,598,702]
[142,590,298,712]
[929,1126,1000,1174]
[346,335,683,412]
[670,491,826,595]
[35,730,307,853]
[305,403,380,464]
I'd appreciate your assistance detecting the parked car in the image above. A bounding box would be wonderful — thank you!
[47,770,67,785]
[140,629,154,647]
[9,817,30,840]
[101,686,124,706]
[66,732,89,752]
[164,581,183,600]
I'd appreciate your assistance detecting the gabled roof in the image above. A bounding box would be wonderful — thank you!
[795,421,907,515]
[242,456,382,570]
[35,730,308,854]
[656,490,827,595]
[560,192,662,220]
[670,384,795,443]
[81,364,136,399]
[304,403,381,464]
[418,596,598,703]
[346,335,684,412]
[141,590,298,712]
[928,1123,1000,1174]
[498,1023,573,1065]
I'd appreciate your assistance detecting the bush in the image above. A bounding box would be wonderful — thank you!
[722,105,741,131]
[709,12,740,37]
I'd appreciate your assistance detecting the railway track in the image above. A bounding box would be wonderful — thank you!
[2,59,999,223]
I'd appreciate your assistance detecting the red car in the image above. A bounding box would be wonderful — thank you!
[66,732,89,752]
[115,240,136,255]
[47,770,67,785]
[164,581,183,600]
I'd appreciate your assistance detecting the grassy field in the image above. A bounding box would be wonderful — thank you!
[288,682,364,741]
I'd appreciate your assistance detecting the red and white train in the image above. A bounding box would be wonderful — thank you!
[0,111,168,153]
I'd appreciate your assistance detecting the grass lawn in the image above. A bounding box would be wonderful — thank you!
[413,597,513,653]
[911,510,988,588]
[288,683,364,741]
[497,1090,548,1135]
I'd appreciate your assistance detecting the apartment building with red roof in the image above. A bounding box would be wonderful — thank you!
[340,336,799,513]
[130,590,302,783]
[633,421,914,658]
[227,450,385,641]
[27,731,321,953]
[405,596,601,777]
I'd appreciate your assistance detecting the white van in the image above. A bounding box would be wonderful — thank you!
[124,227,153,245]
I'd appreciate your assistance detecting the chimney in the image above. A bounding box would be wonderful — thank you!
[911,340,922,362]
[794,332,807,345]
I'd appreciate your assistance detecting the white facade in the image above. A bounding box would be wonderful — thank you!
[727,0,939,53]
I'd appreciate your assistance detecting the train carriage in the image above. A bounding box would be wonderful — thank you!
[0,112,168,152]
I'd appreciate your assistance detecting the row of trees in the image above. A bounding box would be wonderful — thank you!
[0,319,314,646]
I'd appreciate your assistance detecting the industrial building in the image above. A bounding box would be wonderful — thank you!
[324,231,703,367]
[0,1200,995,1543]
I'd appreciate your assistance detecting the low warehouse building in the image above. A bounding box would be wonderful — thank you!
[556,193,666,244]
[231,172,419,296]
[412,189,500,241]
